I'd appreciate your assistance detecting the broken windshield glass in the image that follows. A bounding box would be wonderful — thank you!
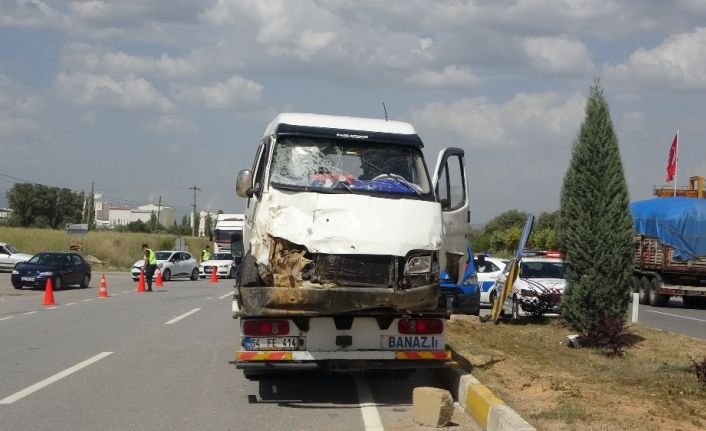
[269,137,432,198]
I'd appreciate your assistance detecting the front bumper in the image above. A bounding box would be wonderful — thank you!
[199,265,232,278]
[11,274,53,287]
[237,283,440,316]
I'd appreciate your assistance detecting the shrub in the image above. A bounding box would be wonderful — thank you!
[692,357,706,387]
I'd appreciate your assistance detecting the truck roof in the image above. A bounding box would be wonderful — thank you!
[264,113,424,148]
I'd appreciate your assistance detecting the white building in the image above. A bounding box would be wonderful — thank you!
[131,204,175,227]
[108,207,132,227]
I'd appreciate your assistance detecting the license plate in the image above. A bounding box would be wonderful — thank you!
[21,276,36,282]
[243,337,302,351]
[383,335,443,350]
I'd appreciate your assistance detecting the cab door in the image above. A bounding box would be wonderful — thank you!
[243,137,271,253]
[432,148,470,284]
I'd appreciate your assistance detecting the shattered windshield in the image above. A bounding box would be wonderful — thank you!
[269,137,432,198]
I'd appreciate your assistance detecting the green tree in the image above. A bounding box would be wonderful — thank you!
[535,211,559,230]
[557,81,634,336]
[484,210,528,234]
[6,183,83,228]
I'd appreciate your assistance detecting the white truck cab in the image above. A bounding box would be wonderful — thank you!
[233,113,469,376]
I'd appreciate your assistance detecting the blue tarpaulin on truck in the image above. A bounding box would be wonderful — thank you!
[630,197,706,261]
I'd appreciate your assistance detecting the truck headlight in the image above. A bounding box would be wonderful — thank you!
[405,255,432,275]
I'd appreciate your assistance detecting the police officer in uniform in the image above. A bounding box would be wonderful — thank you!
[142,243,157,292]
[201,246,211,263]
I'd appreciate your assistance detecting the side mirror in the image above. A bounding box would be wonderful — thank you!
[236,170,254,198]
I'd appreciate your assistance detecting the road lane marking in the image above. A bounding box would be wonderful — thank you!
[45,307,58,310]
[165,308,202,325]
[0,316,13,321]
[645,309,706,322]
[0,352,113,404]
[218,293,232,300]
[65,303,76,306]
[22,311,37,316]
[354,375,385,431]
[122,290,128,293]
[82,299,93,303]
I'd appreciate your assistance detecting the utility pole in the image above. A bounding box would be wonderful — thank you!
[156,195,162,232]
[88,181,94,230]
[189,185,201,236]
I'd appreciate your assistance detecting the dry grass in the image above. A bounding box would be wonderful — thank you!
[447,315,706,431]
[0,227,209,270]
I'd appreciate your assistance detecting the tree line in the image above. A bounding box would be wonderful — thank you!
[470,209,559,254]
[3,183,85,229]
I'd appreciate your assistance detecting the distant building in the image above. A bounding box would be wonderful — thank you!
[193,210,217,237]
[131,204,175,227]
[109,207,132,227]
[0,208,11,220]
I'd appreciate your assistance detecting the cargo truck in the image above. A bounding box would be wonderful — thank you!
[231,113,470,377]
[631,197,706,308]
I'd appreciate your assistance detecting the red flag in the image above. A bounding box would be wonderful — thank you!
[666,132,678,182]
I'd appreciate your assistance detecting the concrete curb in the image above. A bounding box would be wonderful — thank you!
[434,366,535,431]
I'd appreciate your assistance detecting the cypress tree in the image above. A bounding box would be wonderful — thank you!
[557,80,634,335]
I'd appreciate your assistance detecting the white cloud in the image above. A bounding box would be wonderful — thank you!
[0,74,43,139]
[0,0,69,28]
[409,92,585,149]
[406,65,481,89]
[145,114,196,134]
[60,43,201,79]
[172,75,263,110]
[524,36,594,75]
[55,72,176,112]
[604,27,706,90]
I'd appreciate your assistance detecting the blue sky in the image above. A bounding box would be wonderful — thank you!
[1,0,706,223]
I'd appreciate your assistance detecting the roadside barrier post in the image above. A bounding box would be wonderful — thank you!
[631,292,639,322]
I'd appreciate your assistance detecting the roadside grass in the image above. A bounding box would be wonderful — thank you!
[447,315,706,431]
[0,227,209,270]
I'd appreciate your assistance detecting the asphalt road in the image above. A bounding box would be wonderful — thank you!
[0,273,478,431]
[479,296,706,340]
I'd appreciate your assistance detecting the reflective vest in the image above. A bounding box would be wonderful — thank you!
[146,249,157,265]
[202,251,211,261]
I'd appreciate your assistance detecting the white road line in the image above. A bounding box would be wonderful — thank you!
[122,290,128,293]
[22,311,38,316]
[0,316,13,321]
[645,309,706,323]
[0,352,113,405]
[82,299,93,303]
[65,303,76,306]
[207,296,214,300]
[218,293,232,300]
[44,307,58,310]
[354,375,385,431]
[165,308,202,325]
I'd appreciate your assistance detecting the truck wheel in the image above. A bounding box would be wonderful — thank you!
[238,252,263,287]
[683,296,706,309]
[638,276,650,304]
[630,276,641,300]
[648,278,669,307]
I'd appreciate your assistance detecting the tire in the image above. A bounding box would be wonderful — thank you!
[488,290,497,306]
[238,252,263,287]
[630,276,641,301]
[80,274,91,289]
[12,280,22,289]
[229,267,236,279]
[683,296,706,309]
[54,276,63,291]
[132,277,139,282]
[190,268,199,281]
[512,296,521,319]
[638,276,650,304]
[162,269,171,282]
[648,278,669,307]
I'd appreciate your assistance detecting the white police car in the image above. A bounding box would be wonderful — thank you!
[474,256,508,305]
[498,256,567,318]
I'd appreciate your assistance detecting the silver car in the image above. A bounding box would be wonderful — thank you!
[131,251,199,281]
[0,242,32,271]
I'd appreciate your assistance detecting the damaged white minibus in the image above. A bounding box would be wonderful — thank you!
[233,113,470,377]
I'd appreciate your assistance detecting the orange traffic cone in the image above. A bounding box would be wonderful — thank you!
[42,277,56,306]
[210,266,218,284]
[137,271,146,293]
[156,269,164,287]
[99,274,109,298]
